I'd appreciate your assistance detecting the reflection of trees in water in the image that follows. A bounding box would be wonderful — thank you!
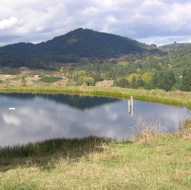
[0,93,120,110]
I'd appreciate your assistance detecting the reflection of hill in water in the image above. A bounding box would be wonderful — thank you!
[0,93,120,110]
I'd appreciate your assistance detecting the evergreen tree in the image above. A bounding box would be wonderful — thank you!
[181,69,191,91]
[136,79,145,88]
[130,77,138,89]
[151,71,176,91]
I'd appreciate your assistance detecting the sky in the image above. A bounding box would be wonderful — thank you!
[0,0,191,46]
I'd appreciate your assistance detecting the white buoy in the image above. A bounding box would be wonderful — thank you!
[9,108,16,110]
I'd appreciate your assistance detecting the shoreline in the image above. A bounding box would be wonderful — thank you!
[0,86,191,109]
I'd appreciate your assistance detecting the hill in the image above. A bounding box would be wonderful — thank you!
[0,28,162,69]
[159,42,191,50]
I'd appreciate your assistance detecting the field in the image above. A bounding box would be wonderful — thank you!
[0,69,67,87]
[0,68,115,88]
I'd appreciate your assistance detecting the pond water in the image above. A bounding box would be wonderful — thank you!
[0,93,189,146]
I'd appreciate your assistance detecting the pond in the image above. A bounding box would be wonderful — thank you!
[0,93,189,146]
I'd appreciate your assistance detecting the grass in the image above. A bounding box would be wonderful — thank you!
[38,76,62,83]
[0,136,108,161]
[0,71,20,75]
[0,120,191,189]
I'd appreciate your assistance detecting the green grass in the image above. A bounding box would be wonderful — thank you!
[0,69,20,75]
[38,76,62,83]
[0,121,190,189]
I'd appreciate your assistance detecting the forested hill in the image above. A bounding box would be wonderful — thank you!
[160,42,191,50]
[0,28,160,60]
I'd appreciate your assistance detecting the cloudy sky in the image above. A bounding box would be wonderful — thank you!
[0,0,191,46]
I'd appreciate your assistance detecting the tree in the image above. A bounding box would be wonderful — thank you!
[142,72,154,82]
[130,76,138,89]
[181,69,191,91]
[151,71,176,91]
[21,75,27,86]
[116,78,129,88]
[136,79,145,88]
[128,73,139,82]
[83,77,95,86]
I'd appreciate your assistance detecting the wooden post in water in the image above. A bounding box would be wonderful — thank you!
[128,96,133,116]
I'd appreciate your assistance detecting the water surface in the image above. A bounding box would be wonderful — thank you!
[0,93,188,146]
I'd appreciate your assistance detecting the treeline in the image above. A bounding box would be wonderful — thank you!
[0,52,79,70]
[115,71,178,91]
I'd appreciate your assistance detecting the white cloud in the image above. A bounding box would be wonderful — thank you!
[0,0,191,45]
[0,17,18,30]
[3,114,21,126]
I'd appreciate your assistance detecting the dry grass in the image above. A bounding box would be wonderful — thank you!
[130,119,170,145]
[95,80,114,87]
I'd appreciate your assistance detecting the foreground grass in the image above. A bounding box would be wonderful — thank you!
[0,86,191,109]
[0,121,191,189]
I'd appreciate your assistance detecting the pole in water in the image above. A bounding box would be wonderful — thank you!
[128,96,133,116]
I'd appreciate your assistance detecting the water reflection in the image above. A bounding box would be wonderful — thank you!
[0,93,188,146]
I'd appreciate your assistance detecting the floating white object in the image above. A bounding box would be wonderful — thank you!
[9,108,16,110]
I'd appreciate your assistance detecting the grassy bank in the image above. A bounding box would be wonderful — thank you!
[0,86,191,109]
[0,120,191,189]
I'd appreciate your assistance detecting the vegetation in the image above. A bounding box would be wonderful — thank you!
[0,118,190,189]
[181,69,191,91]
[0,136,108,160]
[39,76,62,83]
[0,28,162,69]
[0,28,159,59]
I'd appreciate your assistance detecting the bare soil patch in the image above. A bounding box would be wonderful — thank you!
[96,80,114,87]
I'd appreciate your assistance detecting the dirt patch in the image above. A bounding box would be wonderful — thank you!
[96,80,114,87]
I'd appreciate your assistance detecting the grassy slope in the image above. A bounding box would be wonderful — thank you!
[0,127,191,189]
